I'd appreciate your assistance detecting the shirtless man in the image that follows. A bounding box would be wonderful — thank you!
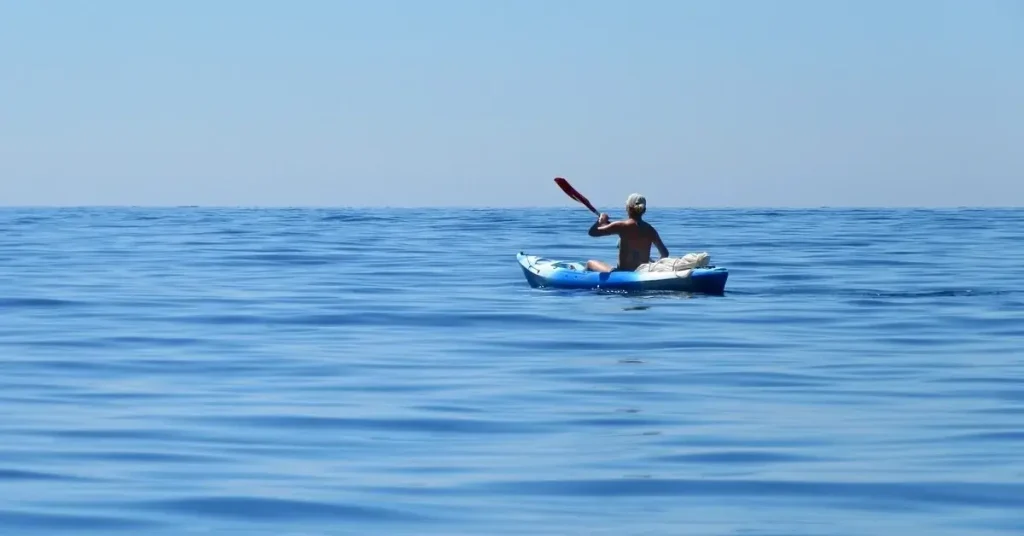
[586,193,669,272]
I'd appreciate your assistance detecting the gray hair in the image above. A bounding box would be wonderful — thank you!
[626,193,646,215]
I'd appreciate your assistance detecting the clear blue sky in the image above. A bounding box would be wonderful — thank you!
[2,0,1021,207]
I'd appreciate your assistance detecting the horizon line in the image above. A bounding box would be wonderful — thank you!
[1,204,1021,210]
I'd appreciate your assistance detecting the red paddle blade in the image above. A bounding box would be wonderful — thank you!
[554,177,579,199]
[554,177,598,214]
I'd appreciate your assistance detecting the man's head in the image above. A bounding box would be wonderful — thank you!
[626,193,647,218]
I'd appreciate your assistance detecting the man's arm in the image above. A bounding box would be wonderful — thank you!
[588,214,625,237]
[652,227,669,258]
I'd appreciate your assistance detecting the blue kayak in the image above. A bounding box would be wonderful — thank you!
[516,252,729,294]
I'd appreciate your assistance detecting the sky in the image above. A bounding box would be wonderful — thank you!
[1,0,1021,207]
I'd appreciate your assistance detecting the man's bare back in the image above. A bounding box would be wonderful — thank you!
[586,193,669,272]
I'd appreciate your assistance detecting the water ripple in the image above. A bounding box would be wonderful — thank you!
[140,496,434,522]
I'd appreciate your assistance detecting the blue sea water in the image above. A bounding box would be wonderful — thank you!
[1,207,1023,535]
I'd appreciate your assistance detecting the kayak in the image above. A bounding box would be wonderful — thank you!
[516,252,729,294]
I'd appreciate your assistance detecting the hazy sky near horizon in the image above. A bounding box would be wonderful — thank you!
[2,0,1022,207]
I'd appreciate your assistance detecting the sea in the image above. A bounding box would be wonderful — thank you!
[1,207,1022,535]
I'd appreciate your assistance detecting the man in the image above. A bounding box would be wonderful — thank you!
[586,193,669,272]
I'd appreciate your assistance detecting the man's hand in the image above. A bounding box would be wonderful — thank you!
[589,212,617,237]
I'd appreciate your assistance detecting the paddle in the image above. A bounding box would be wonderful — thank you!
[554,177,599,215]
